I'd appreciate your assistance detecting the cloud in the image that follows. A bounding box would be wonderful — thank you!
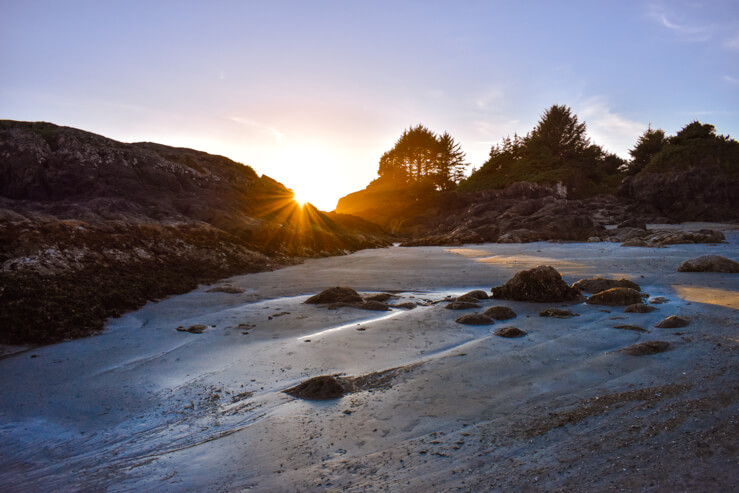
[229,116,285,142]
[646,2,712,42]
[725,33,739,51]
[577,98,645,158]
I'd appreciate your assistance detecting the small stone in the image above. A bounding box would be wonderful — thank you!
[483,306,517,320]
[445,301,481,310]
[620,341,670,356]
[624,303,656,313]
[539,308,578,318]
[455,313,495,325]
[586,288,643,306]
[655,316,689,328]
[494,326,527,338]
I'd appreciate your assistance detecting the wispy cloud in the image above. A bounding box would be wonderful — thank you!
[578,98,645,158]
[646,2,712,42]
[724,75,739,85]
[229,116,285,142]
[725,33,739,51]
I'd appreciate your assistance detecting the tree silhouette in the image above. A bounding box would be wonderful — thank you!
[627,125,666,175]
[377,125,467,190]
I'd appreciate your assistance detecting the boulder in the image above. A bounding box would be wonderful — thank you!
[364,293,397,302]
[648,229,725,247]
[483,306,517,320]
[539,308,578,318]
[613,324,648,333]
[456,293,484,303]
[571,277,640,294]
[445,301,482,310]
[491,265,582,302]
[655,316,689,328]
[461,290,490,300]
[620,341,670,356]
[586,287,643,306]
[677,255,739,273]
[494,326,527,338]
[392,302,417,309]
[624,303,657,313]
[455,313,495,325]
[305,287,363,304]
[284,375,345,400]
[357,301,391,311]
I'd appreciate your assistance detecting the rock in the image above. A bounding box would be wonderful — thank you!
[539,308,578,318]
[648,229,725,247]
[494,326,527,338]
[624,303,657,313]
[445,301,482,310]
[491,265,583,302]
[455,313,494,325]
[586,287,643,306]
[461,290,489,300]
[613,324,648,333]
[621,239,650,247]
[206,285,245,294]
[364,293,396,302]
[677,255,739,273]
[655,316,689,328]
[177,324,207,334]
[357,301,391,311]
[572,277,640,294]
[305,287,363,304]
[392,302,416,309]
[284,375,345,400]
[616,219,647,230]
[483,306,517,320]
[648,297,669,304]
[456,293,484,303]
[620,340,670,356]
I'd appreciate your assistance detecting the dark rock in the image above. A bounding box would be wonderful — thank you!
[357,301,391,311]
[305,287,363,304]
[572,277,640,294]
[648,229,725,247]
[494,326,527,338]
[364,293,397,302]
[655,316,689,328]
[616,218,647,229]
[620,340,670,356]
[648,297,669,304]
[284,375,345,400]
[624,303,657,313]
[392,302,417,309]
[491,265,582,302]
[177,324,207,334]
[621,239,650,247]
[539,308,578,318]
[586,288,643,306]
[461,290,489,300]
[456,293,484,303]
[483,306,517,320]
[613,324,648,333]
[455,313,494,325]
[677,255,739,273]
[445,301,482,310]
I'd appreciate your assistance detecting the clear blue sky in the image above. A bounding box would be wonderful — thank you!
[2,0,738,210]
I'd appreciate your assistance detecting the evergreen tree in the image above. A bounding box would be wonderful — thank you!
[627,125,666,175]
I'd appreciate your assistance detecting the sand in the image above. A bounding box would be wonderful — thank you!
[0,228,737,491]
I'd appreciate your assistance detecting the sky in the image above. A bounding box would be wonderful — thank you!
[2,1,738,210]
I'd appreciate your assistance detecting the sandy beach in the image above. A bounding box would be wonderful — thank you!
[1,225,737,492]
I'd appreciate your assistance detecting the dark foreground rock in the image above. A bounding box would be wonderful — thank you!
[586,288,643,306]
[625,303,657,313]
[655,316,690,328]
[483,306,517,320]
[455,313,494,325]
[305,287,363,304]
[491,265,582,302]
[445,301,482,310]
[539,308,579,318]
[613,325,648,333]
[572,278,640,293]
[677,255,739,273]
[284,375,345,400]
[621,340,671,356]
[176,324,208,334]
[494,326,527,338]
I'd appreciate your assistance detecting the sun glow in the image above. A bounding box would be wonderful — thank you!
[292,191,309,207]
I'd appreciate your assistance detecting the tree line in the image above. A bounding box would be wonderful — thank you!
[375,105,737,197]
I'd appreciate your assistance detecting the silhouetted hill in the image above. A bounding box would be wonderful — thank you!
[0,120,389,344]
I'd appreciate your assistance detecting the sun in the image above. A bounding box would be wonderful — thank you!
[292,191,309,207]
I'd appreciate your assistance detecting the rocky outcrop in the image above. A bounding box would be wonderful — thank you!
[491,265,583,302]
[0,121,390,345]
[677,255,739,273]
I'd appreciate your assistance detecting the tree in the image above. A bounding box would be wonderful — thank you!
[528,104,590,160]
[627,125,666,175]
[377,125,468,190]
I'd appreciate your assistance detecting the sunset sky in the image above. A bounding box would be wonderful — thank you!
[2,1,738,210]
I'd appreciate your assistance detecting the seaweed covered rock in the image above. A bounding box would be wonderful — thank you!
[620,340,670,356]
[305,287,363,304]
[483,306,517,320]
[586,287,643,306]
[490,265,582,302]
[455,313,494,325]
[571,278,640,294]
[624,303,657,313]
[284,375,345,400]
[655,316,690,328]
[677,255,739,273]
[494,326,527,338]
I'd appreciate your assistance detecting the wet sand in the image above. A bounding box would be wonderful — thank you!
[1,229,737,491]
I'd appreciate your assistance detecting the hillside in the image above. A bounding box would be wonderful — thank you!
[0,121,389,345]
